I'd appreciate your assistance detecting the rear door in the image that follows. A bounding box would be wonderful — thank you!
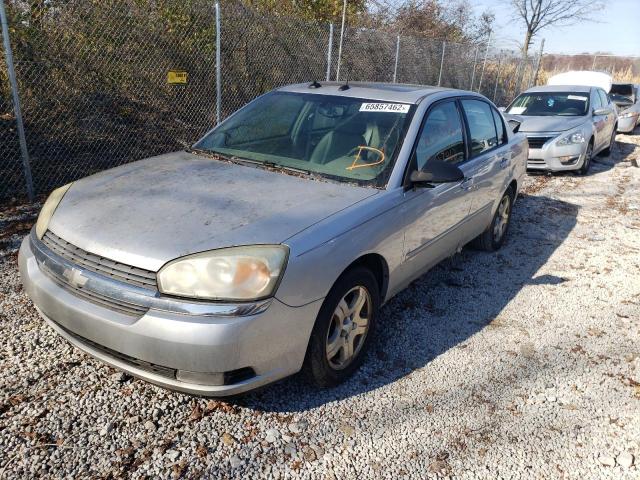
[456,98,510,245]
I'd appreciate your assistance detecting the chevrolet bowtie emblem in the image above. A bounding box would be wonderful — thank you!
[62,267,88,288]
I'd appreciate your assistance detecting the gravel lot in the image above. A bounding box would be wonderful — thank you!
[1,131,639,479]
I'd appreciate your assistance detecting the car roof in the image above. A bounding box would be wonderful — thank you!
[277,81,468,104]
[525,84,592,94]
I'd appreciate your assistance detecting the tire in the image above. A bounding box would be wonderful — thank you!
[472,187,514,252]
[577,140,593,175]
[600,128,616,157]
[303,266,380,388]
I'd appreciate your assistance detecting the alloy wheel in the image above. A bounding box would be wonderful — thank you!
[325,286,371,370]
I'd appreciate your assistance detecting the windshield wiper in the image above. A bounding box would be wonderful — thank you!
[188,148,315,178]
[187,148,260,168]
[261,161,314,177]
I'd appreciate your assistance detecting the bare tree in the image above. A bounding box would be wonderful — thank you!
[510,0,604,57]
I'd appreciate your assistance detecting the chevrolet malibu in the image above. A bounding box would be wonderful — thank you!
[505,84,617,174]
[19,82,526,396]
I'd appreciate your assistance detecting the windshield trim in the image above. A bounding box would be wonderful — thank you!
[192,91,417,188]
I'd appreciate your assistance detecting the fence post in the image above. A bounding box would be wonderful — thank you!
[477,32,491,93]
[0,0,34,201]
[492,52,503,103]
[326,23,333,81]
[437,41,445,86]
[470,46,480,90]
[215,1,221,125]
[335,0,347,81]
[592,54,598,70]
[393,35,400,83]
[531,38,545,87]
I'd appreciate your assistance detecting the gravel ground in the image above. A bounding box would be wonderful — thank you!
[1,132,639,479]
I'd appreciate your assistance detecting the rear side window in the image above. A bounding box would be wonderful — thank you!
[415,101,465,169]
[461,99,498,157]
[491,108,507,145]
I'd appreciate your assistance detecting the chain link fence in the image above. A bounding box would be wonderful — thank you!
[1,45,22,198]
[1,0,539,201]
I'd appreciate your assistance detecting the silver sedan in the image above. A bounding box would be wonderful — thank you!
[19,82,526,396]
[505,84,617,174]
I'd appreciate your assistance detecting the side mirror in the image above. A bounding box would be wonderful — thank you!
[593,107,609,116]
[507,119,521,133]
[409,159,464,187]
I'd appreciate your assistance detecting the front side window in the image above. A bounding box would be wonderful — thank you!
[194,92,414,187]
[591,90,602,110]
[461,99,498,157]
[597,89,610,108]
[507,92,590,117]
[415,101,465,170]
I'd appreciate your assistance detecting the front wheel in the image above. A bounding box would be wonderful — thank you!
[577,141,593,175]
[303,267,379,388]
[472,187,514,252]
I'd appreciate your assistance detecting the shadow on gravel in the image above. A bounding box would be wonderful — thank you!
[235,193,580,412]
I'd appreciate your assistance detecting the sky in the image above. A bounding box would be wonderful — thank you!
[471,0,640,56]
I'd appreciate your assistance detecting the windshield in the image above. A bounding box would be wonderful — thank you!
[194,92,414,187]
[507,92,590,117]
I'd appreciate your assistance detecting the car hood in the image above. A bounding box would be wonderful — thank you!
[506,114,588,133]
[48,151,378,271]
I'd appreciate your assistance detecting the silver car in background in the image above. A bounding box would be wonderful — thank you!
[610,83,640,133]
[19,82,526,396]
[505,85,617,174]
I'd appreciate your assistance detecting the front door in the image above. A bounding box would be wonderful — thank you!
[400,99,472,280]
[591,88,608,150]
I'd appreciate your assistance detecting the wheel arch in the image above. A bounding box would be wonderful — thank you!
[338,253,390,303]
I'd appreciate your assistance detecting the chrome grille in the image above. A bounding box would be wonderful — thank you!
[41,266,148,317]
[42,231,157,290]
[526,136,554,149]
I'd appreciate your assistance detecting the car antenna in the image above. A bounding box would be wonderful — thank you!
[309,80,321,89]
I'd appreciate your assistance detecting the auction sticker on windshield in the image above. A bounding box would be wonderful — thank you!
[359,103,411,113]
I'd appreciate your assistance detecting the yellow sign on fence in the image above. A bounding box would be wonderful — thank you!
[167,70,188,84]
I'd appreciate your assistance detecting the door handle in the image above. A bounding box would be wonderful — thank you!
[460,177,474,191]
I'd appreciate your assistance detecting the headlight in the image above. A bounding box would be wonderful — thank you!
[556,131,585,146]
[35,183,73,239]
[157,245,289,301]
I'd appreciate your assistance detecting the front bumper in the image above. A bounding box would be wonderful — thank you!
[18,235,322,396]
[526,136,588,172]
[617,115,638,133]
